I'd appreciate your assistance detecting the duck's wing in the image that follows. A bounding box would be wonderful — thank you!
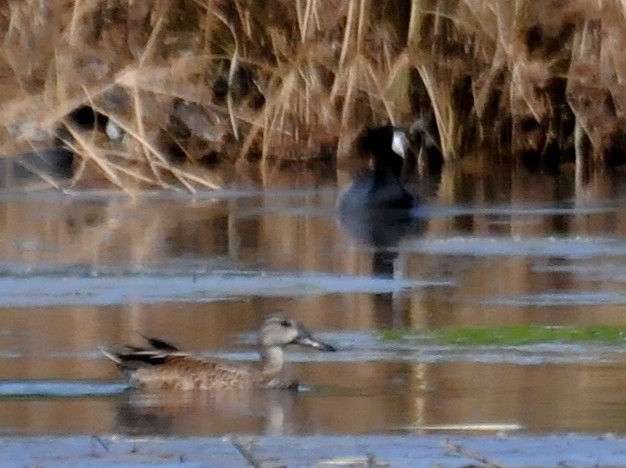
[101,334,182,368]
[138,334,180,352]
[101,346,189,370]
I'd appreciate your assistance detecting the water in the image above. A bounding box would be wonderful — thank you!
[2,166,626,436]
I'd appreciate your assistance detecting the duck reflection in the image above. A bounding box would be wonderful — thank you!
[115,387,298,435]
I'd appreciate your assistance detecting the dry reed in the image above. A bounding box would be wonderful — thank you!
[0,0,623,190]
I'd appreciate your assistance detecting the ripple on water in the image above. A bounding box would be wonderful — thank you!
[205,331,626,366]
[0,271,450,307]
[404,236,626,259]
[0,381,126,397]
[484,291,626,307]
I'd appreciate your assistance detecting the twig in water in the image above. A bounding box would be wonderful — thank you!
[229,437,264,468]
[443,440,508,468]
[90,435,110,457]
[367,453,388,467]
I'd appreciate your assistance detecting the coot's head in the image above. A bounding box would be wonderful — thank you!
[358,125,410,176]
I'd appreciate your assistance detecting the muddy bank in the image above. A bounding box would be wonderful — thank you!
[2,434,625,467]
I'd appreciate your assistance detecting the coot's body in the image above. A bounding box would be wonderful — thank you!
[338,125,418,248]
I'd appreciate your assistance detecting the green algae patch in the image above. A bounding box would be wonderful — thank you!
[438,325,626,345]
[380,328,408,341]
[380,325,626,345]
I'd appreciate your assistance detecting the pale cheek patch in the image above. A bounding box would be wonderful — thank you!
[391,131,409,159]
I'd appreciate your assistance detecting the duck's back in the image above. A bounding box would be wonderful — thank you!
[125,356,289,391]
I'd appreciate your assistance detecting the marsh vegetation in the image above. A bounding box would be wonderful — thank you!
[0,0,624,189]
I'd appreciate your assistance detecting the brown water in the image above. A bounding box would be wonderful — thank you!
[2,166,626,436]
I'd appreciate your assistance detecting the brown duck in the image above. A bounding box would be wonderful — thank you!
[102,317,336,391]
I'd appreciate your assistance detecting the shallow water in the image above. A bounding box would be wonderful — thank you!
[6,433,626,467]
[2,166,626,436]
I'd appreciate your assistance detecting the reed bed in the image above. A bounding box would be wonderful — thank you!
[0,0,623,190]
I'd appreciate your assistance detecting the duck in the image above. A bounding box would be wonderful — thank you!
[338,125,417,215]
[102,317,336,391]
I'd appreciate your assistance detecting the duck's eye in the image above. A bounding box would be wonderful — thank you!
[280,320,292,328]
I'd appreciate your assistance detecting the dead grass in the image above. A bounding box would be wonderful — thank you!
[0,0,624,190]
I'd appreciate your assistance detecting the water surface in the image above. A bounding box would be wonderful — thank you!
[2,166,626,435]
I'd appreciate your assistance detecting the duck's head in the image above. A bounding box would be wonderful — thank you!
[259,317,336,352]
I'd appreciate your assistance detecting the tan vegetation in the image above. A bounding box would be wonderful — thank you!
[0,0,624,189]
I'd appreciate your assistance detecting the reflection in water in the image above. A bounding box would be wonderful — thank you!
[338,207,420,328]
[338,189,427,328]
[2,167,626,435]
[117,391,174,435]
[339,205,416,251]
[116,388,298,436]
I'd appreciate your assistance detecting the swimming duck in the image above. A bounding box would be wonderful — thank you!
[102,317,336,391]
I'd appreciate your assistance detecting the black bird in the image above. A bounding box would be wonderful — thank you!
[338,125,417,214]
[0,105,122,185]
[338,125,418,249]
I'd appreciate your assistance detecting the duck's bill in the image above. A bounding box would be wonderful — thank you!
[297,335,336,352]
